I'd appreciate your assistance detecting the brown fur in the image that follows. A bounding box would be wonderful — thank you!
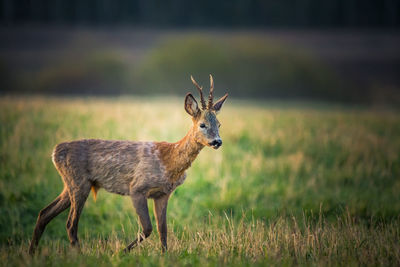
[28,75,228,254]
[154,128,203,184]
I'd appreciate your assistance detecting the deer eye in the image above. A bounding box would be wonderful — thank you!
[200,123,206,128]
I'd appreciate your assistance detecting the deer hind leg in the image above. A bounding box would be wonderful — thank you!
[66,181,91,247]
[154,194,169,252]
[29,189,71,254]
[124,193,152,252]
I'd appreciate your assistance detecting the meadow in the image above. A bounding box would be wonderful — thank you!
[0,96,399,266]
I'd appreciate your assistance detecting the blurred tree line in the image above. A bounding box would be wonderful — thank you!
[1,0,399,28]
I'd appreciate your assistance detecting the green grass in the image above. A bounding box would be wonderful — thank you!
[1,96,399,266]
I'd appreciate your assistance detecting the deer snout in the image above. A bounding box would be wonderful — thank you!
[209,139,222,149]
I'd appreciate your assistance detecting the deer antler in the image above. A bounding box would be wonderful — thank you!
[208,74,214,109]
[191,75,206,110]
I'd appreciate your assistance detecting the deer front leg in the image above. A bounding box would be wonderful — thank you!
[124,193,152,252]
[154,194,169,252]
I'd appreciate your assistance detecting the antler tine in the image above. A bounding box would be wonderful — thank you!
[208,74,214,109]
[191,75,206,110]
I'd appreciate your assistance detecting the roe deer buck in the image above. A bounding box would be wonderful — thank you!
[29,75,228,254]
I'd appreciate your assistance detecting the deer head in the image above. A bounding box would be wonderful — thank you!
[184,75,228,149]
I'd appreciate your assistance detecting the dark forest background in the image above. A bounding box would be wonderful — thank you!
[1,0,400,104]
[1,0,400,28]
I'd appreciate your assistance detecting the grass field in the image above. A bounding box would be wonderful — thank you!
[0,96,399,266]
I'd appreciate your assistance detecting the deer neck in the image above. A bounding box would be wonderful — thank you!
[155,126,204,183]
[175,126,204,167]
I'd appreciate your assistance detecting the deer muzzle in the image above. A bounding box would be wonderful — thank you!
[209,139,222,149]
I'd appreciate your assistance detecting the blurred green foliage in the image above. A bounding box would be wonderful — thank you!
[30,51,129,95]
[136,36,343,100]
[21,35,346,101]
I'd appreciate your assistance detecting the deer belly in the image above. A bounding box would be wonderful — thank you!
[94,176,131,195]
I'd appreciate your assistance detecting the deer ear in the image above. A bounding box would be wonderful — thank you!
[184,93,200,117]
[213,93,228,113]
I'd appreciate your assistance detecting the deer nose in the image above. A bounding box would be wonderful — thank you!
[209,139,222,149]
